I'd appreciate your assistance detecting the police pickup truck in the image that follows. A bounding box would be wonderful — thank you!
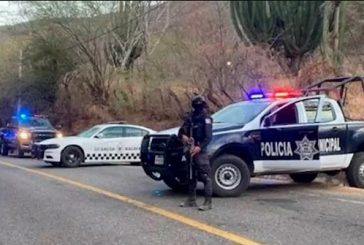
[140,76,364,197]
[0,114,62,158]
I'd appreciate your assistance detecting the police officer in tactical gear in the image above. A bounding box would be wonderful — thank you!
[178,95,213,211]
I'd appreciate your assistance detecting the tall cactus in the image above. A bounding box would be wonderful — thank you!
[230,1,326,74]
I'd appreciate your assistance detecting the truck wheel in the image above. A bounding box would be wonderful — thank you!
[289,173,318,183]
[61,146,83,168]
[1,143,9,156]
[163,176,188,193]
[346,152,364,188]
[212,155,250,197]
[16,145,25,158]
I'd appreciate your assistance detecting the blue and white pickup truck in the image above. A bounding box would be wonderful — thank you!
[141,76,364,197]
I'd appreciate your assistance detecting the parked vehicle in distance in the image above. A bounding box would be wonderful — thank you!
[0,114,62,158]
[37,122,156,167]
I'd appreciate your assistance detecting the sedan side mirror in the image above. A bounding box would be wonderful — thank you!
[94,133,104,139]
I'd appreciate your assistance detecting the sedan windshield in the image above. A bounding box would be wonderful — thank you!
[212,101,270,125]
[78,126,100,138]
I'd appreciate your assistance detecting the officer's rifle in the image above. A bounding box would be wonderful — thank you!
[184,115,195,181]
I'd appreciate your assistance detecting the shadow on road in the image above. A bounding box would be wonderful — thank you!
[248,181,342,193]
[36,163,140,169]
[155,183,322,199]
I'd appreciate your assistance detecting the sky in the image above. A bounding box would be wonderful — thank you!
[0,1,161,26]
[0,1,23,26]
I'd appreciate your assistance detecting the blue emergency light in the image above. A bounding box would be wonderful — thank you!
[249,93,265,100]
[15,107,32,122]
[247,87,267,100]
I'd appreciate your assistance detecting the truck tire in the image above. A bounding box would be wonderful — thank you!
[1,142,9,156]
[289,173,318,183]
[211,154,250,197]
[163,176,188,193]
[16,145,25,158]
[346,152,364,188]
[61,146,84,168]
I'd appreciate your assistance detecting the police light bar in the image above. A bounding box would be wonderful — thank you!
[34,114,47,118]
[107,120,127,124]
[248,88,303,100]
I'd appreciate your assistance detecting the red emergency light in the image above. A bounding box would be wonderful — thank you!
[273,89,303,99]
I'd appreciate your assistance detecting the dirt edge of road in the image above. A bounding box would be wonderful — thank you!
[258,172,349,186]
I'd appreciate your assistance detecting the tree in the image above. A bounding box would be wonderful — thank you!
[18,1,157,106]
[104,1,145,70]
[322,1,348,68]
[22,31,76,113]
[230,1,346,75]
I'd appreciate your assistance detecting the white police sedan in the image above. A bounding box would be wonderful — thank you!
[37,122,156,167]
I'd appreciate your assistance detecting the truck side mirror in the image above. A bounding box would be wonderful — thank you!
[55,124,63,130]
[263,117,272,127]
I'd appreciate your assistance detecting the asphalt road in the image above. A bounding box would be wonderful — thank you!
[1,156,364,245]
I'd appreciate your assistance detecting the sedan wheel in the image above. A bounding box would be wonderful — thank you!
[61,146,83,168]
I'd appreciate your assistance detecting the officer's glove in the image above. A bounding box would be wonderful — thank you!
[181,135,189,145]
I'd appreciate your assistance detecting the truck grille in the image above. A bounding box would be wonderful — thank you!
[150,137,169,152]
[32,132,56,142]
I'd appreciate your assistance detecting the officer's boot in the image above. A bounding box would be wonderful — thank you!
[198,197,212,211]
[179,196,197,207]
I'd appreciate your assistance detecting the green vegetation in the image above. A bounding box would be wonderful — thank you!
[230,1,348,74]
[0,1,362,132]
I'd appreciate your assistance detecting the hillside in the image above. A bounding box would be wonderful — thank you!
[0,1,363,133]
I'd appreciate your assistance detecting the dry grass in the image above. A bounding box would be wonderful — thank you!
[52,1,364,134]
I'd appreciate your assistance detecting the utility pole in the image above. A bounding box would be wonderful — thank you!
[16,49,22,115]
[18,49,22,79]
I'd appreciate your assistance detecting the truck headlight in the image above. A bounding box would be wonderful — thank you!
[18,131,31,140]
[56,132,63,138]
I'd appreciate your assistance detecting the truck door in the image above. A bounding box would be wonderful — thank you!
[255,98,321,173]
[4,118,19,147]
[317,98,348,169]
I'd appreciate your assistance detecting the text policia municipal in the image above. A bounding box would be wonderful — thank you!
[261,137,341,157]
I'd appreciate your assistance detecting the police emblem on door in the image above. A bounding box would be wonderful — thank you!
[294,135,319,160]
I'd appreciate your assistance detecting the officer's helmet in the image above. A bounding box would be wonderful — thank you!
[191,95,207,110]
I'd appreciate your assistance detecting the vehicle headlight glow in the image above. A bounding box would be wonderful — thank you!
[18,131,30,140]
[56,132,63,138]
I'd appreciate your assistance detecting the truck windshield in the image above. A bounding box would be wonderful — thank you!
[78,126,100,138]
[18,117,54,129]
[212,102,270,125]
